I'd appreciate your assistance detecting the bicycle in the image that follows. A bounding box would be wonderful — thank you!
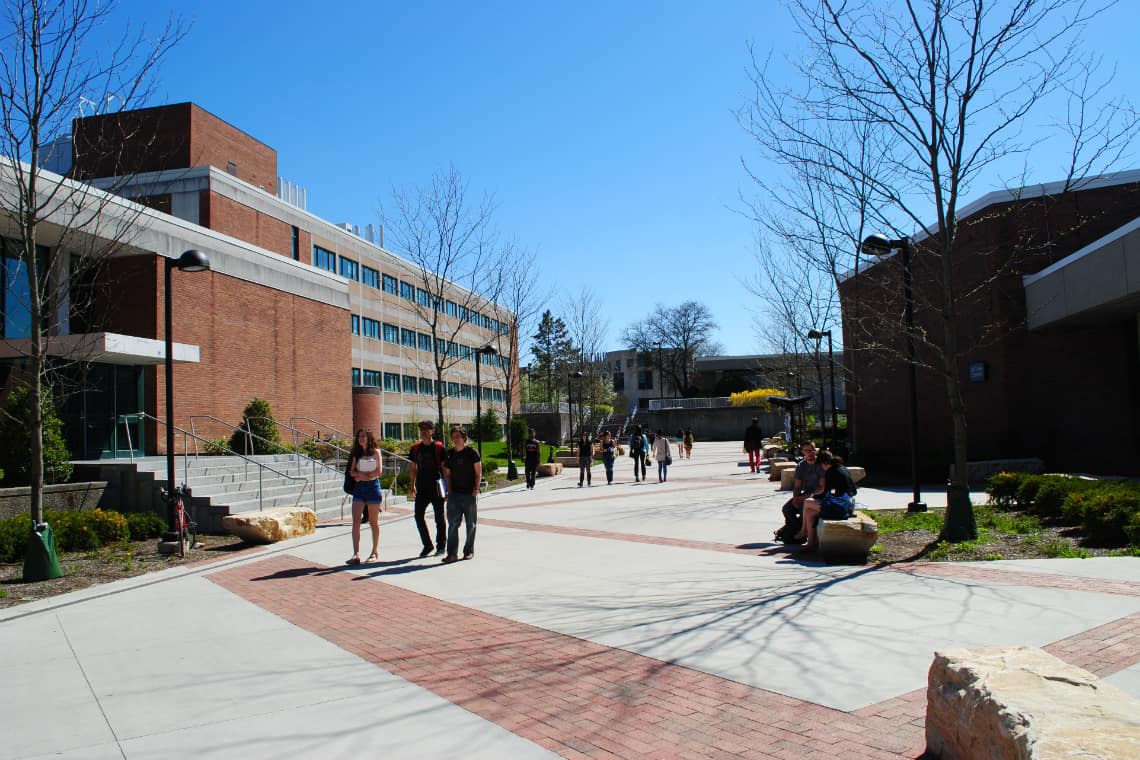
[161,484,197,557]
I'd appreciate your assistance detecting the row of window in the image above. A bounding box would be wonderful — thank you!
[349,316,509,368]
[351,369,506,402]
[380,422,505,441]
[313,245,509,336]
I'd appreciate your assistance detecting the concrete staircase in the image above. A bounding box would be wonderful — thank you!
[80,454,406,533]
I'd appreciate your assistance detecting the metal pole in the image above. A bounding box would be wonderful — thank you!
[566,373,573,443]
[901,239,927,512]
[475,350,483,458]
[164,259,176,531]
[827,332,838,454]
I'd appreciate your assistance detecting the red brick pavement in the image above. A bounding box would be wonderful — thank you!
[209,554,927,759]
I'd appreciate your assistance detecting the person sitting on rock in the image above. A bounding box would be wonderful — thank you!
[795,450,856,553]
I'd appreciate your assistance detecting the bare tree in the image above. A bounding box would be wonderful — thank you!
[485,239,547,465]
[743,0,1137,539]
[561,288,611,439]
[0,0,183,552]
[383,165,500,433]
[621,301,721,396]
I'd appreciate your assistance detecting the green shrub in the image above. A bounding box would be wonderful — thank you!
[202,437,230,455]
[0,514,32,563]
[508,415,530,453]
[1062,482,1140,545]
[1014,475,1043,509]
[0,384,74,486]
[986,471,1025,509]
[47,511,100,552]
[473,409,501,444]
[1031,475,1080,518]
[229,398,285,454]
[300,436,350,462]
[126,512,167,540]
[84,509,129,545]
[483,457,503,471]
[379,471,411,491]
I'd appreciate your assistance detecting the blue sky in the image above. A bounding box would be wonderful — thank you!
[110,0,1137,359]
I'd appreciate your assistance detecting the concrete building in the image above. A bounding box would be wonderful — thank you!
[601,348,681,413]
[838,171,1140,477]
[1,103,515,460]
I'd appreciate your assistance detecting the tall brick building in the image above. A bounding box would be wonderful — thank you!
[1,103,515,459]
[838,172,1140,477]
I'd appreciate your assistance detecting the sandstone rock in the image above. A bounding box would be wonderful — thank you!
[816,510,878,557]
[926,646,1140,760]
[780,467,796,491]
[536,463,563,477]
[847,466,866,484]
[222,508,317,544]
[770,460,797,482]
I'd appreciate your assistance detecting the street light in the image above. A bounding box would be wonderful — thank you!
[164,249,211,536]
[473,343,497,459]
[861,233,926,512]
[806,329,837,454]
[567,370,584,443]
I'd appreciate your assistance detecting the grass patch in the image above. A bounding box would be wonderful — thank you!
[1038,539,1091,559]
[864,509,944,533]
[976,506,1038,535]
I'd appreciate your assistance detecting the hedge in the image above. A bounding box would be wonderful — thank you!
[986,471,1140,547]
[0,509,157,563]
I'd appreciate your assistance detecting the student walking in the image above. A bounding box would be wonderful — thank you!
[409,420,446,558]
[743,418,764,473]
[576,432,594,487]
[441,426,482,563]
[523,429,542,489]
[629,425,648,482]
[600,431,617,484]
[683,429,694,459]
[652,429,673,483]
[346,429,382,565]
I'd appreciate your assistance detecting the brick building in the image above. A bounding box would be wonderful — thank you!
[1,103,515,459]
[838,172,1140,477]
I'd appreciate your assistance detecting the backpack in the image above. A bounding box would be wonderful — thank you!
[630,434,644,453]
[412,440,444,475]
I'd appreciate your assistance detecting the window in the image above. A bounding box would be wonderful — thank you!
[401,328,416,348]
[383,372,401,392]
[416,288,431,307]
[419,377,434,395]
[490,318,499,334]
[403,375,418,393]
[402,423,419,440]
[481,387,492,402]
[459,344,471,361]
[637,370,654,390]
[361,266,380,289]
[500,321,510,336]
[482,314,492,330]
[435,338,447,355]
[613,373,625,392]
[400,281,415,301]
[459,305,469,322]
[339,257,358,280]
[362,369,381,387]
[492,388,504,403]
[418,332,432,352]
[313,245,336,272]
[626,359,634,368]
[447,382,460,398]
[445,300,458,317]
[352,368,361,386]
[468,309,480,325]
[460,383,472,399]
[362,317,379,339]
[382,323,399,343]
[351,315,360,335]
[384,423,403,440]
[382,273,398,295]
[291,227,299,261]
[447,341,458,358]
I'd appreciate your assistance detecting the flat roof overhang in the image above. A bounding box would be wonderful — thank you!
[1024,216,1140,330]
[0,332,200,366]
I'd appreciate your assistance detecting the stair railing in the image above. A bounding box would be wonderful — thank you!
[119,412,309,512]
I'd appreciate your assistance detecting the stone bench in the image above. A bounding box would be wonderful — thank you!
[222,507,317,544]
[536,462,563,477]
[816,510,878,558]
[848,466,866,484]
[780,467,798,490]
[770,460,796,482]
[927,646,1140,760]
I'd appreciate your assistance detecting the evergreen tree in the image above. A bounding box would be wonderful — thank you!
[530,310,573,403]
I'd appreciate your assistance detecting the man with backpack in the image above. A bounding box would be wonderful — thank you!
[629,425,649,482]
[523,429,542,489]
[409,420,446,558]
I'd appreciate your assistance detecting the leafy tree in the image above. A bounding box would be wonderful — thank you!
[530,310,572,403]
[0,384,73,486]
[230,398,284,455]
[508,414,529,454]
[472,408,501,445]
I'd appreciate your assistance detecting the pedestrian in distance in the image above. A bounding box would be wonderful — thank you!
[743,417,764,473]
[576,431,594,487]
[441,426,482,563]
[683,429,694,459]
[409,420,447,558]
[629,425,649,482]
[652,428,673,483]
[600,431,617,484]
[523,429,542,489]
[346,429,382,565]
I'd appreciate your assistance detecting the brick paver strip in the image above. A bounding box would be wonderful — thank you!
[209,554,927,759]
[890,562,1140,598]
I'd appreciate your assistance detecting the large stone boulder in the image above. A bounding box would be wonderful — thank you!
[222,507,317,544]
[926,646,1140,760]
[847,466,866,484]
[780,467,797,491]
[536,462,563,477]
[816,510,878,557]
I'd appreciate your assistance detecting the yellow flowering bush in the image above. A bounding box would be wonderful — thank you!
[728,388,786,411]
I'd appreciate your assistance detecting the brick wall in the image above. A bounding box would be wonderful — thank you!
[188,105,277,190]
[200,192,293,258]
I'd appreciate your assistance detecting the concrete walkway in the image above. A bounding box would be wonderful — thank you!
[2,442,1138,759]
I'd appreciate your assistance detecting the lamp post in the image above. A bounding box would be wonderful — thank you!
[651,341,662,400]
[473,343,497,459]
[164,249,211,535]
[807,329,837,454]
[861,233,926,512]
[567,370,584,443]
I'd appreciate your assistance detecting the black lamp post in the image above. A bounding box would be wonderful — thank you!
[807,329,837,454]
[567,370,583,443]
[861,233,926,512]
[652,341,662,399]
[473,343,497,459]
[164,249,211,533]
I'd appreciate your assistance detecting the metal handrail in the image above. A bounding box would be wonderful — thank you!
[273,416,415,499]
[289,416,352,443]
[118,412,309,512]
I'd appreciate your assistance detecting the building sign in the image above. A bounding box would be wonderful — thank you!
[968,361,988,383]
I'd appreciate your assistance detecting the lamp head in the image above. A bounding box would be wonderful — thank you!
[479,343,497,356]
[174,249,210,272]
[571,370,584,379]
[861,233,897,258]
[806,329,831,340]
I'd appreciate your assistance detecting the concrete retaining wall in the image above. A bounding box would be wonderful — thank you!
[0,481,110,520]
